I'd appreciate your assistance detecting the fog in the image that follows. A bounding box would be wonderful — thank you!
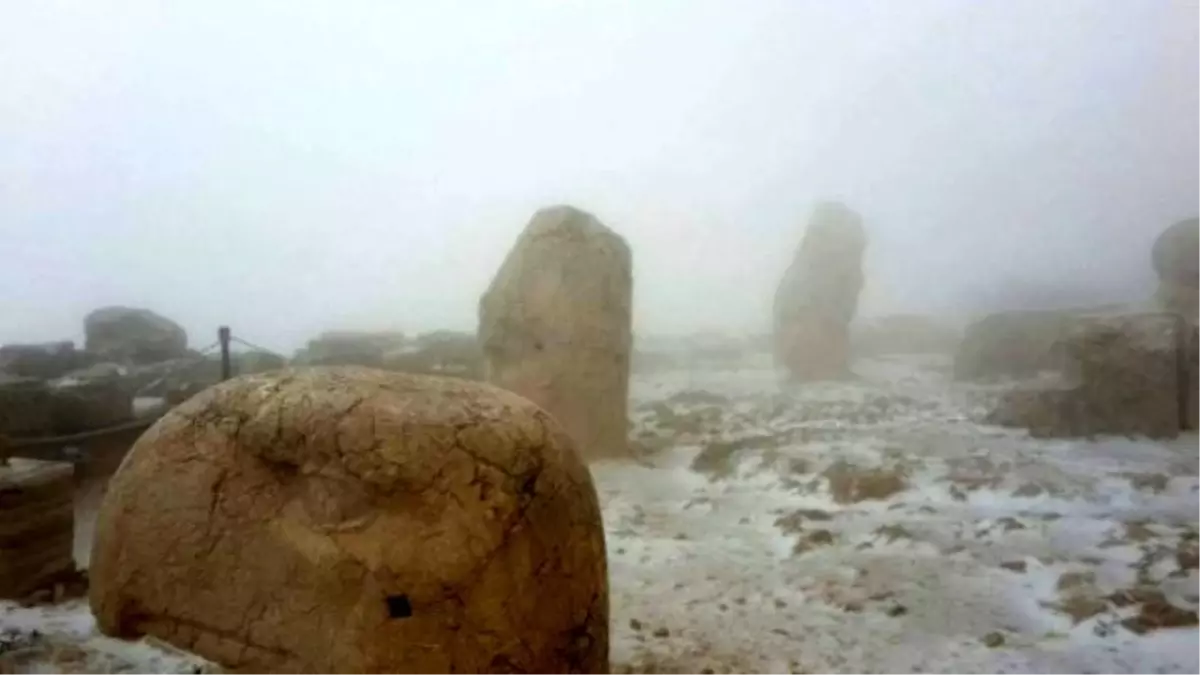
[1,0,1196,353]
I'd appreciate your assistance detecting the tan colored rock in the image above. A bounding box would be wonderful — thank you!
[478,205,633,461]
[987,313,1189,438]
[89,367,609,674]
[773,202,867,380]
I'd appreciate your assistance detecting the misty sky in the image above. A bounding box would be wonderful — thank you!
[2,1,1196,353]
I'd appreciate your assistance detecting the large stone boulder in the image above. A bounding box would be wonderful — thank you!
[0,341,84,379]
[773,202,867,380]
[84,307,188,365]
[954,310,1076,380]
[89,367,609,674]
[1151,217,1198,319]
[986,312,1192,438]
[479,205,633,461]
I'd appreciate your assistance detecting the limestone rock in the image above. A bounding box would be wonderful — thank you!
[479,205,633,461]
[773,202,867,380]
[954,310,1074,380]
[987,312,1189,438]
[0,342,83,380]
[89,367,609,674]
[84,307,188,365]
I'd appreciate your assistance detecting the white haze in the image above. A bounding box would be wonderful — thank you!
[1,0,1196,353]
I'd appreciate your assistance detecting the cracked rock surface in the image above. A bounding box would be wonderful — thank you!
[87,366,608,673]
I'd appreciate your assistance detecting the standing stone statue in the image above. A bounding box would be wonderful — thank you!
[773,202,868,380]
[479,205,633,461]
[1151,216,1198,320]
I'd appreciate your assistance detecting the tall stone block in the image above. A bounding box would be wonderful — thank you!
[773,202,867,381]
[479,206,633,461]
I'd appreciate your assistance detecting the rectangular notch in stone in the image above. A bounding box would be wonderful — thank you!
[386,593,413,619]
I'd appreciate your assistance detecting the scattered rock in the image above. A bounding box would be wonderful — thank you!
[792,529,835,555]
[981,632,1005,648]
[885,604,908,617]
[773,508,833,535]
[89,367,609,674]
[652,627,670,639]
[1000,560,1028,573]
[822,461,908,504]
[479,205,634,460]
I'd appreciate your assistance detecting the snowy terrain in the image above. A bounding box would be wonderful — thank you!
[3,353,1197,673]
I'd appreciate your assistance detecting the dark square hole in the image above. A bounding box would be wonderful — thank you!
[386,594,413,619]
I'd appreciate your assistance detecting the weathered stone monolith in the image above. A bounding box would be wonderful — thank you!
[478,205,633,461]
[773,202,867,380]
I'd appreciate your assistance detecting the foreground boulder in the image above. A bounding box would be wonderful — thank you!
[479,205,633,461]
[773,202,867,380]
[1151,216,1198,319]
[89,367,609,674]
[84,307,188,365]
[987,312,1195,438]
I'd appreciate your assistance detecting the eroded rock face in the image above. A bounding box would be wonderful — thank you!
[84,307,188,365]
[773,202,867,380]
[479,205,633,461]
[987,313,1190,438]
[89,367,609,674]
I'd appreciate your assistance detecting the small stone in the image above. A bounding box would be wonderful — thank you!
[886,604,908,617]
[774,598,788,609]
[843,601,864,613]
[652,627,670,638]
[629,618,642,631]
[982,632,1005,648]
[1000,560,1028,573]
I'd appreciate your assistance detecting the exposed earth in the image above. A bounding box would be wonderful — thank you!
[2,352,1197,673]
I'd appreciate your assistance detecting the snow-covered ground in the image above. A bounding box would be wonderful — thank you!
[3,354,1196,673]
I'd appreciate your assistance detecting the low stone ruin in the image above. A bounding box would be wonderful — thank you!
[773,202,867,380]
[1151,216,1198,319]
[292,330,407,368]
[479,205,634,461]
[987,312,1198,439]
[88,367,609,673]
